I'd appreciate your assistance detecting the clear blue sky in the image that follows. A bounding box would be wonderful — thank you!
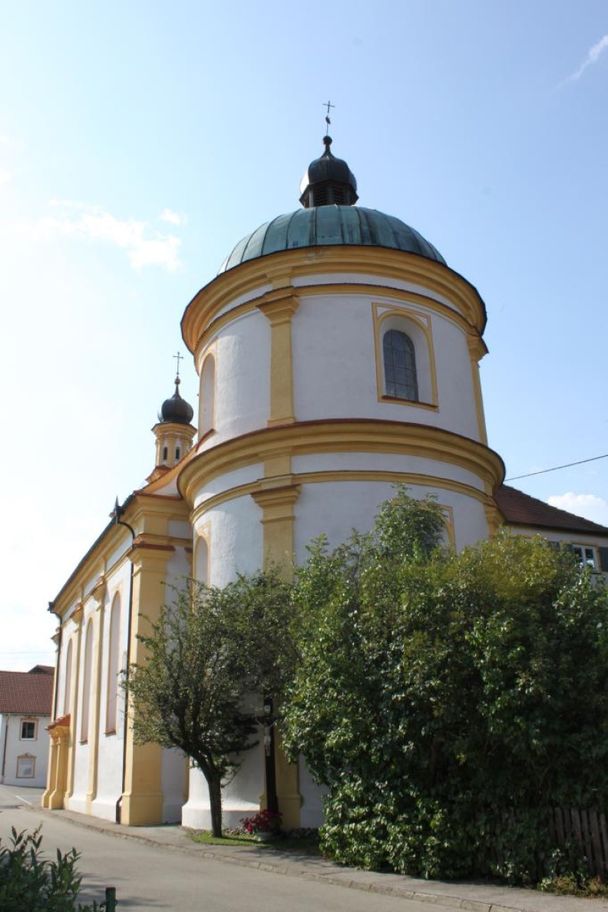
[1,1,607,668]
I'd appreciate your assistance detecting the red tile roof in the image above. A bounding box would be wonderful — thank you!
[495,485,608,536]
[0,667,54,715]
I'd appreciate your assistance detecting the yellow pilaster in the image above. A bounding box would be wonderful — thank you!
[251,465,302,826]
[467,333,489,445]
[121,541,174,826]
[484,501,503,536]
[65,603,84,802]
[256,290,299,427]
[46,719,70,809]
[251,479,300,575]
[86,577,106,812]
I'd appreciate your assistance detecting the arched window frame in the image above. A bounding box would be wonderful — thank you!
[373,304,438,409]
[80,618,94,744]
[63,638,73,717]
[199,350,216,439]
[193,527,210,586]
[105,593,121,736]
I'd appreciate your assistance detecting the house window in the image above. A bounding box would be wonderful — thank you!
[572,545,596,569]
[383,329,418,401]
[16,754,35,778]
[20,720,37,740]
[162,446,168,461]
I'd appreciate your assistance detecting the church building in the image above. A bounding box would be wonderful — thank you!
[43,136,608,829]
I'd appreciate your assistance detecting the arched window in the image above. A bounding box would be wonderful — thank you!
[200,355,215,436]
[105,594,121,735]
[383,329,418,401]
[81,619,94,743]
[63,639,73,716]
[194,535,209,585]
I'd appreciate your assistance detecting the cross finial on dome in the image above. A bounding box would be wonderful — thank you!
[323,100,335,152]
[173,351,183,388]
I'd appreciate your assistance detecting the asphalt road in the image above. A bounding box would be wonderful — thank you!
[0,788,427,912]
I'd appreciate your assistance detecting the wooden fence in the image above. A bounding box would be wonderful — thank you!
[550,808,608,877]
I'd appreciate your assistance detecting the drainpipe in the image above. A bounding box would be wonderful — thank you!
[111,497,135,825]
[47,601,62,720]
[1,714,8,781]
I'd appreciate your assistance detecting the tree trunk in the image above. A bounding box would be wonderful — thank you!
[207,773,223,838]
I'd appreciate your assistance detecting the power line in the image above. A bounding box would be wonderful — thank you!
[506,453,608,482]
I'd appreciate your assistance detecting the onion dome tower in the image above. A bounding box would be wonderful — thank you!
[151,370,196,473]
[178,133,504,831]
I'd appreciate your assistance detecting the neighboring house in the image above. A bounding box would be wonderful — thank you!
[495,485,608,571]
[42,135,608,830]
[0,666,53,788]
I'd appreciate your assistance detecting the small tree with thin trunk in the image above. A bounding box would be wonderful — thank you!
[125,572,293,837]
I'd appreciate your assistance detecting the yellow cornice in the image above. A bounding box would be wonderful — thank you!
[52,492,190,619]
[191,467,496,525]
[179,419,505,506]
[181,247,487,355]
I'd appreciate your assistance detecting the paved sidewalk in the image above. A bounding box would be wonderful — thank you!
[28,805,608,912]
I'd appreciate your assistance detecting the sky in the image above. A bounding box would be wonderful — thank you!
[0,1,607,669]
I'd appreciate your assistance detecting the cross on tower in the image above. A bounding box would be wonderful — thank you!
[323,99,335,129]
[173,351,183,378]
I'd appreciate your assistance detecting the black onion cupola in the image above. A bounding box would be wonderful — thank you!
[159,375,194,425]
[299,135,358,208]
[150,371,196,476]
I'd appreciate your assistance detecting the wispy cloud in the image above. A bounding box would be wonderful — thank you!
[565,33,608,82]
[548,492,608,526]
[159,208,185,226]
[19,200,182,270]
[0,167,12,187]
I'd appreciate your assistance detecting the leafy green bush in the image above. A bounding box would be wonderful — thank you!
[283,488,608,883]
[0,827,105,911]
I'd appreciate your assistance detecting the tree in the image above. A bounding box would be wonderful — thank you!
[126,572,293,837]
[282,487,608,882]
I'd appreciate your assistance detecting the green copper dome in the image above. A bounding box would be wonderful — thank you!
[218,205,446,273]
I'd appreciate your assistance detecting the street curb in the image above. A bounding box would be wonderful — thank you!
[21,805,581,912]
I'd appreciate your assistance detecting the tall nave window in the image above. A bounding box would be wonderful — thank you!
[383,329,419,401]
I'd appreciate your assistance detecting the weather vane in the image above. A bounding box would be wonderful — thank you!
[323,99,335,132]
[173,351,183,379]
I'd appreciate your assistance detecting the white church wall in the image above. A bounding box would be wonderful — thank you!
[67,597,96,814]
[92,561,130,821]
[192,463,263,511]
[211,282,273,324]
[198,311,270,449]
[162,747,187,823]
[182,737,265,830]
[292,271,455,312]
[298,756,327,828]
[168,520,191,538]
[291,292,480,440]
[197,496,264,586]
[293,480,489,561]
[292,451,486,493]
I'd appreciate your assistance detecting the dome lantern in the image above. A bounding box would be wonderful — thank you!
[299,135,358,208]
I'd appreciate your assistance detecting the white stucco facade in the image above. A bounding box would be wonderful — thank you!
[0,713,50,788]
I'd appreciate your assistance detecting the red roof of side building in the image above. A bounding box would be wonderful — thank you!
[495,485,608,536]
[0,667,54,715]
